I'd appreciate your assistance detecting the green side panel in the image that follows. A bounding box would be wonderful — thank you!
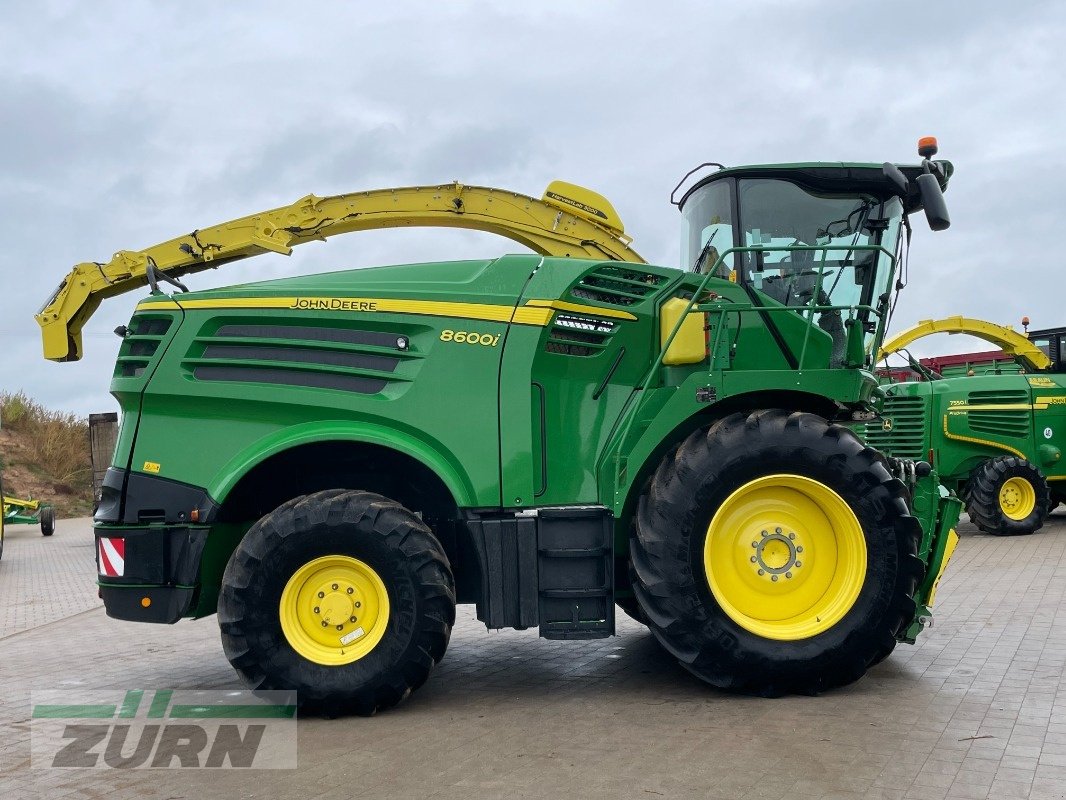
[499,259,682,507]
[127,257,541,508]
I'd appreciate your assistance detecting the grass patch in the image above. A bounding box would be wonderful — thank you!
[1,391,92,495]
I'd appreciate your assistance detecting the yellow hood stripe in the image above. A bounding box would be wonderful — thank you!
[136,296,633,327]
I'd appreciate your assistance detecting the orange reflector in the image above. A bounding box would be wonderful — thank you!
[141,597,152,608]
[190,508,199,523]
[929,448,935,465]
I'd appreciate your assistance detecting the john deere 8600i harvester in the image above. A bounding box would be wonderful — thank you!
[38,141,961,712]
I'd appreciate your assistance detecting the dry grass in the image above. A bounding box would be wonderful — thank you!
[1,391,92,513]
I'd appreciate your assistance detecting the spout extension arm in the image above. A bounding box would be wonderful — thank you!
[879,316,1052,372]
[37,180,644,361]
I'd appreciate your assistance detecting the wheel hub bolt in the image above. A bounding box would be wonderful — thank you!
[788,532,795,540]
[785,572,793,579]
[313,606,320,614]
[336,625,344,631]
[757,569,765,576]
[332,584,339,591]
[750,556,757,563]
[355,602,361,608]
[318,591,325,598]
[796,546,803,553]
[321,621,328,627]
[775,527,782,534]
[761,530,768,537]
[752,541,758,548]
[796,561,802,568]
[347,587,354,594]
[771,575,779,582]
[350,616,357,623]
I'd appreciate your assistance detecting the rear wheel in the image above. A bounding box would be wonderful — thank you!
[40,506,55,536]
[965,457,1050,536]
[218,490,455,716]
[630,409,923,696]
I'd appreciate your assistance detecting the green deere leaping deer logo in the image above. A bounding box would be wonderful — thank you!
[882,418,894,432]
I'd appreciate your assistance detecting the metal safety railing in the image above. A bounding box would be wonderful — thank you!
[610,242,897,487]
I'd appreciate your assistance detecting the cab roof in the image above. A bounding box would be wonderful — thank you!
[678,161,953,215]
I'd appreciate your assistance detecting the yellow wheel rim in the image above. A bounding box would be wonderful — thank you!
[279,555,390,665]
[703,474,867,641]
[999,477,1036,520]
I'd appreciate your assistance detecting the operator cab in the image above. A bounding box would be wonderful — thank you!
[1027,326,1066,373]
[676,150,952,367]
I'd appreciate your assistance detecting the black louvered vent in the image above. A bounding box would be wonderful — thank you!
[186,323,413,395]
[544,315,616,357]
[966,388,1030,438]
[571,265,666,307]
[115,315,174,378]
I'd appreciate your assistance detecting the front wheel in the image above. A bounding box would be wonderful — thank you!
[630,410,924,696]
[965,457,1050,536]
[218,490,455,716]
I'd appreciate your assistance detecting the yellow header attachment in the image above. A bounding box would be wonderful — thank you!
[879,316,1052,372]
[37,181,644,362]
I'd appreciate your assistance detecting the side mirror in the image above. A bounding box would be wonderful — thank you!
[916,173,950,231]
[882,162,909,195]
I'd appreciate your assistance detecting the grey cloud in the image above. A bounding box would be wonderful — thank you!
[1,0,1065,413]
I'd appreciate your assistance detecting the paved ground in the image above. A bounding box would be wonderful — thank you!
[0,514,1065,799]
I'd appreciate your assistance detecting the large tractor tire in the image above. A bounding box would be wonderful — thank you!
[630,409,924,697]
[218,489,455,716]
[965,457,1051,536]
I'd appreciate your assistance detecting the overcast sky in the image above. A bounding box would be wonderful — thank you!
[1,0,1064,415]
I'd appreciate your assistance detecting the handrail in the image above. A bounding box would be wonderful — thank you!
[609,242,895,495]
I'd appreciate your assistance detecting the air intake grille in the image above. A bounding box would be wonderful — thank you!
[967,389,1029,405]
[544,315,616,357]
[863,394,928,459]
[185,323,411,395]
[571,265,666,307]
[115,315,173,378]
[966,389,1030,438]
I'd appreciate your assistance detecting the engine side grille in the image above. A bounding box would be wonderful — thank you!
[114,314,174,379]
[863,394,928,459]
[570,265,666,307]
[544,315,616,357]
[185,322,413,395]
[967,389,1029,405]
[965,388,1030,439]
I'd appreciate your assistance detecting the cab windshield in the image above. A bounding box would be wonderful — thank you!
[681,176,903,364]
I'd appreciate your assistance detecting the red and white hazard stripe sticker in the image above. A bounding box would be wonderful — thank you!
[98,537,125,577]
